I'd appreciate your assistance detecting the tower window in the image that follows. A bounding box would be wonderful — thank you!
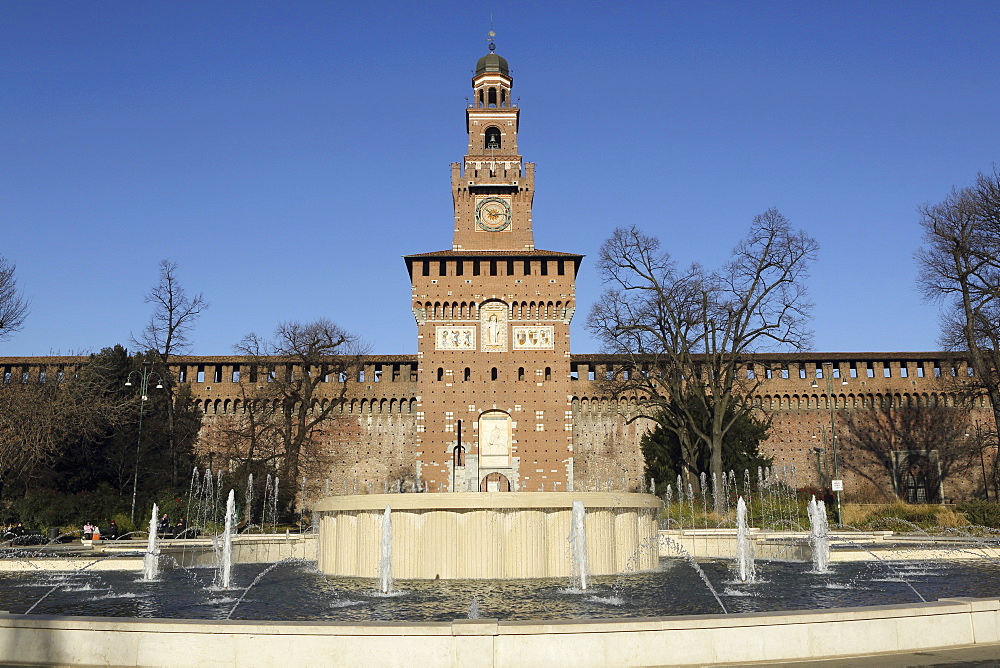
[488,87,498,107]
[437,368,444,382]
[491,367,498,381]
[518,367,525,381]
[464,367,471,381]
[485,127,501,150]
[490,260,498,276]
[545,367,552,381]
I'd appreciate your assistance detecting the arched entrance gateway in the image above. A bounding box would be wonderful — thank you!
[480,471,511,492]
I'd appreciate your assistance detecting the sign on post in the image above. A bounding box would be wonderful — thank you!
[831,479,844,491]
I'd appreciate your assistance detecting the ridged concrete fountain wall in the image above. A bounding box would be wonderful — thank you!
[314,492,662,579]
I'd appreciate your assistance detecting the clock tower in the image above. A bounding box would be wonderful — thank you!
[405,39,582,492]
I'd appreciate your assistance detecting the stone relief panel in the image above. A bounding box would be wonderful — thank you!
[478,410,511,468]
[512,326,554,350]
[435,326,476,351]
[480,301,508,352]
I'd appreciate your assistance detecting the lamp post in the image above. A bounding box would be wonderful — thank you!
[125,361,164,523]
[811,362,847,525]
[810,444,826,487]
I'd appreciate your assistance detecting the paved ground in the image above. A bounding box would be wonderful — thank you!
[719,642,1000,667]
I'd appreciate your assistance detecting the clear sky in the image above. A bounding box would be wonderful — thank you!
[2,2,998,358]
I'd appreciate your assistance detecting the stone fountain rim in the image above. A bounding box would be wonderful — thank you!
[313,491,663,513]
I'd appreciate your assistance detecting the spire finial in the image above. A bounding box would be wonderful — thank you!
[486,28,496,53]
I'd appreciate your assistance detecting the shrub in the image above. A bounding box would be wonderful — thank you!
[957,500,1000,529]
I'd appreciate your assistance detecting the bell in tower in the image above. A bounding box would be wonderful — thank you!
[485,128,500,150]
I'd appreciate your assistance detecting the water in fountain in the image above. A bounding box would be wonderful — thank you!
[700,472,709,528]
[220,490,235,588]
[568,500,589,591]
[735,496,756,583]
[142,503,160,581]
[379,504,394,594]
[808,496,830,573]
[186,467,199,532]
[245,473,254,530]
[271,475,280,531]
[261,474,273,533]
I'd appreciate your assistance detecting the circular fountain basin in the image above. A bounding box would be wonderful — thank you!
[314,492,662,579]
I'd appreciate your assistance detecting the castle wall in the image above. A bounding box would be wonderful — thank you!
[1,350,993,502]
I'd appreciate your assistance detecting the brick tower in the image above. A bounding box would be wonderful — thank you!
[404,41,582,492]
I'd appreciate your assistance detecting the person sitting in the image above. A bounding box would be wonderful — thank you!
[83,522,94,540]
[104,519,120,540]
[172,518,187,539]
[157,513,171,538]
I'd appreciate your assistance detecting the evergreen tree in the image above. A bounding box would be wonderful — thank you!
[641,391,772,487]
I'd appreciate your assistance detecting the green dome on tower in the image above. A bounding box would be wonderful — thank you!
[475,51,509,76]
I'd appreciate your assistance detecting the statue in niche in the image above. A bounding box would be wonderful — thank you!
[480,302,507,352]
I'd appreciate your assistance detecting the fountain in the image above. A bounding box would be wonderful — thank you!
[808,495,831,573]
[734,496,755,583]
[5,486,1000,666]
[315,492,660,579]
[378,504,393,594]
[569,500,589,590]
[142,503,160,581]
[220,490,235,588]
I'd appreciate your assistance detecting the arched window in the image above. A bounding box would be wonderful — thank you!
[491,367,498,381]
[437,367,444,382]
[544,367,552,381]
[517,367,525,381]
[464,367,471,381]
[485,126,501,150]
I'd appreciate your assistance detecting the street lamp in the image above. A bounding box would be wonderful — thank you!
[125,361,164,523]
[811,362,848,525]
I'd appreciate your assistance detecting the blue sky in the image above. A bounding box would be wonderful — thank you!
[2,2,998,358]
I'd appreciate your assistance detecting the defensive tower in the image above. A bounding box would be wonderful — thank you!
[404,37,582,492]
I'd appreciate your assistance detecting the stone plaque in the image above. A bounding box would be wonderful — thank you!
[479,411,511,468]
[512,326,554,350]
[435,326,476,351]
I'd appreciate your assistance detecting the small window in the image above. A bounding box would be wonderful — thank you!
[464,367,471,381]
[491,367,498,381]
[544,367,552,381]
[437,368,444,382]
[518,367,525,381]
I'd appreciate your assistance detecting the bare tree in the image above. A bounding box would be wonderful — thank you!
[134,260,209,362]
[0,256,29,342]
[132,260,209,485]
[0,365,127,497]
[588,209,818,508]
[839,401,978,503]
[917,170,1000,449]
[234,319,365,512]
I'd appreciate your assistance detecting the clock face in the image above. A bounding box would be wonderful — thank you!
[476,197,512,231]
